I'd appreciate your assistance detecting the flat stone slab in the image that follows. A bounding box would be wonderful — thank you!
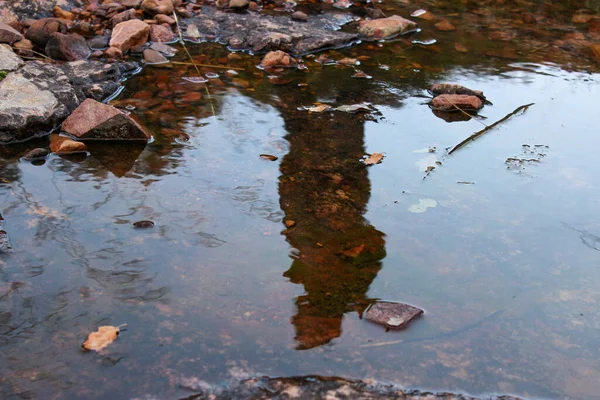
[187,7,359,55]
[364,301,423,329]
[0,45,24,71]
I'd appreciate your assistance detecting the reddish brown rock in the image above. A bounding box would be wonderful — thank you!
[260,50,295,67]
[435,20,456,31]
[364,301,423,329]
[431,94,483,111]
[110,8,138,27]
[45,32,91,61]
[53,6,75,21]
[13,39,34,57]
[149,24,175,42]
[25,18,68,48]
[62,99,150,141]
[104,46,123,59]
[141,0,174,16]
[291,11,308,22]
[50,135,87,154]
[118,0,143,7]
[155,14,176,25]
[0,8,20,29]
[430,83,485,100]
[589,43,600,61]
[0,22,23,44]
[358,15,417,39]
[109,19,150,51]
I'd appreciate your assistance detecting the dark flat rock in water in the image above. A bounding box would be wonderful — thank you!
[179,375,523,400]
[186,7,359,55]
[364,301,423,329]
[0,213,10,252]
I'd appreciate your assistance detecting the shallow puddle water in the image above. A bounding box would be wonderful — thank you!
[1,1,600,399]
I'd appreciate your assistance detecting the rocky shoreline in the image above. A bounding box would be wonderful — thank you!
[0,0,424,147]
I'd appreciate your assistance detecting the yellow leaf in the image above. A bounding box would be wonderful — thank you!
[82,324,126,352]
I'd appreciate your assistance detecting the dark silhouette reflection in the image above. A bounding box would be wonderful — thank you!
[278,111,386,350]
[85,141,146,177]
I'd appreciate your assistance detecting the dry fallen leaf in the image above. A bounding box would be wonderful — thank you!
[307,104,331,113]
[362,153,384,165]
[82,324,126,351]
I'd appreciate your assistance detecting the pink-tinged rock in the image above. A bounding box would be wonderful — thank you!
[155,14,176,25]
[110,8,138,27]
[50,135,87,154]
[358,15,417,39]
[109,19,150,51]
[149,24,175,42]
[141,0,174,16]
[25,18,68,48]
[61,99,150,141]
[260,50,295,67]
[0,22,23,44]
[45,32,91,61]
[104,46,123,59]
[431,94,483,111]
[364,301,423,329]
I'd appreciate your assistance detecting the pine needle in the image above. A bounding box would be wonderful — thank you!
[170,61,244,70]
[172,12,216,117]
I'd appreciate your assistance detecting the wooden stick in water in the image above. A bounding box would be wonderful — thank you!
[448,103,534,155]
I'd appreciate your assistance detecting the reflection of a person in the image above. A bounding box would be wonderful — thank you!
[278,111,386,350]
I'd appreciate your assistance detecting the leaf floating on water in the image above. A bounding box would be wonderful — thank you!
[412,39,437,46]
[82,324,126,352]
[307,104,331,113]
[259,154,278,161]
[352,71,372,79]
[408,199,437,213]
[336,104,373,113]
[410,9,427,17]
[362,153,384,165]
[338,57,359,66]
[182,76,208,84]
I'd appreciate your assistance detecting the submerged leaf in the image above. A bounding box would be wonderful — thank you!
[82,324,126,352]
[336,104,373,113]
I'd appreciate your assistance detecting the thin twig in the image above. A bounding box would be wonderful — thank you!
[10,46,54,62]
[448,103,534,155]
[172,12,216,117]
[170,61,244,70]
[530,43,549,54]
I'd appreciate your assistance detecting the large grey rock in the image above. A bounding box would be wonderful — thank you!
[0,59,139,143]
[0,45,24,71]
[60,60,139,102]
[0,73,66,142]
[187,7,358,54]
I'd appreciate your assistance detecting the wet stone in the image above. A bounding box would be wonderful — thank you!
[22,148,49,160]
[143,48,168,63]
[431,94,483,111]
[133,220,154,228]
[364,301,423,329]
